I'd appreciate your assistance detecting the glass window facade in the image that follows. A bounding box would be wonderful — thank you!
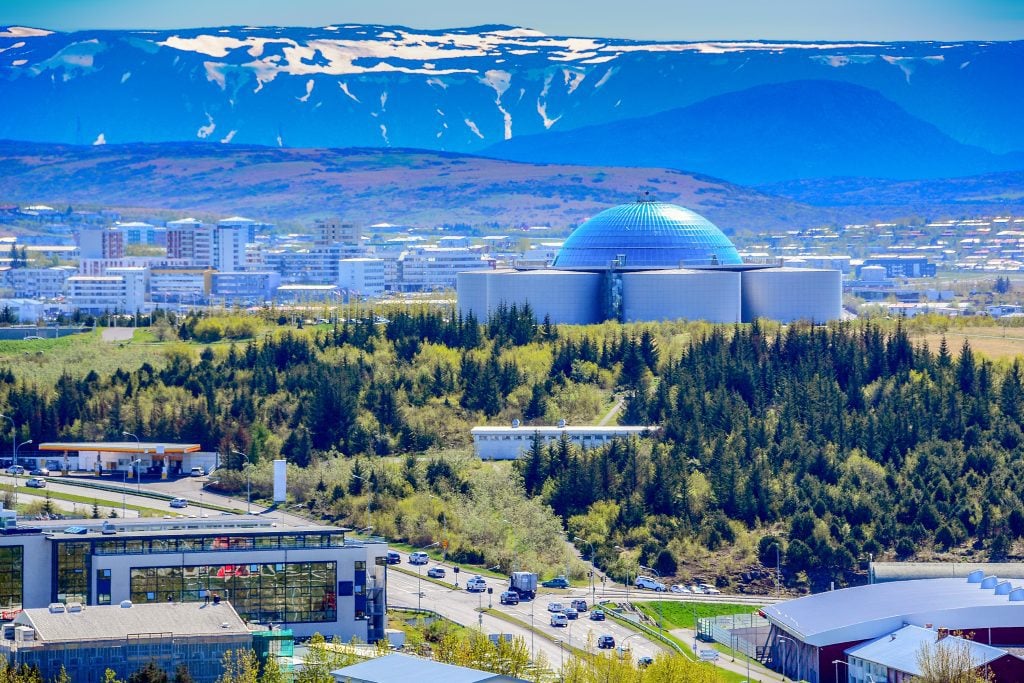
[92,532,346,555]
[131,562,337,624]
[55,541,90,604]
[0,545,23,612]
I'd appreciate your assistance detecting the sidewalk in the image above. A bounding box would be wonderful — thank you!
[670,627,778,682]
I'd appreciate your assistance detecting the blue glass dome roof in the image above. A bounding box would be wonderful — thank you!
[552,200,742,270]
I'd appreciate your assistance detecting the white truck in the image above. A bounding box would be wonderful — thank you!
[510,571,538,600]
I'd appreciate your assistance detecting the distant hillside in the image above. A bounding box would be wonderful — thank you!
[0,141,832,231]
[1,24,1023,157]
[486,80,1024,185]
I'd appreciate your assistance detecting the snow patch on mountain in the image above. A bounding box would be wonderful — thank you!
[481,70,513,139]
[121,71,131,83]
[464,118,484,139]
[563,69,585,94]
[380,92,388,111]
[298,79,314,102]
[197,113,216,139]
[92,133,105,145]
[593,67,615,89]
[379,124,389,145]
[204,61,226,89]
[339,81,360,102]
[0,26,52,38]
[221,130,237,143]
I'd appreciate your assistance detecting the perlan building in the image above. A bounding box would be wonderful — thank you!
[457,199,841,324]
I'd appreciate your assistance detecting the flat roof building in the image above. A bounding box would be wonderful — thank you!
[1,602,253,683]
[0,513,388,642]
[470,424,658,460]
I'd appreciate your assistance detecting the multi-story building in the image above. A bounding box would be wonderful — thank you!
[66,272,145,314]
[398,247,490,292]
[116,221,167,246]
[211,271,281,303]
[105,267,147,312]
[0,510,388,642]
[149,269,211,304]
[275,284,340,303]
[215,218,259,273]
[338,258,385,297]
[315,220,362,246]
[265,245,364,285]
[167,218,214,268]
[78,228,125,260]
[862,255,936,278]
[6,266,76,299]
[0,601,254,683]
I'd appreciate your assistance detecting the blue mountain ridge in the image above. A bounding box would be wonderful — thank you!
[0,23,1022,164]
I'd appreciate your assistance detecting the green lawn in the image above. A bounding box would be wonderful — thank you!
[637,601,763,630]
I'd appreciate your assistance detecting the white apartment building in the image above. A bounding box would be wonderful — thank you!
[398,247,491,291]
[339,258,385,297]
[149,269,210,303]
[66,272,145,314]
[266,245,365,284]
[7,266,76,299]
[167,218,214,268]
[77,227,124,260]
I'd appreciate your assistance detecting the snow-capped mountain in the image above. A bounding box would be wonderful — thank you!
[1,23,1022,157]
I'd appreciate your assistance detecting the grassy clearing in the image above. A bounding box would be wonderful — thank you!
[1,482,168,517]
[913,327,1024,360]
[0,329,167,385]
[636,602,763,631]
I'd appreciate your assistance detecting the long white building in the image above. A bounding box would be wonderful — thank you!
[471,424,659,460]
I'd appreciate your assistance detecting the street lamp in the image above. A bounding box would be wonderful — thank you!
[833,658,850,683]
[15,440,31,470]
[574,536,596,607]
[639,565,664,635]
[769,542,782,597]
[614,545,634,605]
[122,431,143,494]
[620,632,643,662]
[417,541,440,611]
[777,635,795,682]
[231,451,252,514]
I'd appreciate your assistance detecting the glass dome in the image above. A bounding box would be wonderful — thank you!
[552,200,742,270]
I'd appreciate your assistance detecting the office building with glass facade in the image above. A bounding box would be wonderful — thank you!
[0,515,387,641]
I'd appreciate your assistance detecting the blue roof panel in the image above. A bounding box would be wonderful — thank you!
[552,200,742,270]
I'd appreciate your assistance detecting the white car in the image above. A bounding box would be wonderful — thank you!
[25,477,46,488]
[700,584,721,595]
[466,576,487,592]
[547,602,565,613]
[408,552,429,565]
[635,576,667,592]
[670,584,691,594]
[189,466,205,477]
[169,497,188,509]
[689,584,704,594]
[550,613,568,627]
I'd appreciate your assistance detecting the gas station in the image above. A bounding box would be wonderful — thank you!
[36,441,215,478]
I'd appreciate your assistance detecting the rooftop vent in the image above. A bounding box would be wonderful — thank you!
[995,581,1013,595]
[119,600,133,609]
[1009,588,1024,602]
[981,576,999,589]
[66,602,83,613]
[967,570,986,583]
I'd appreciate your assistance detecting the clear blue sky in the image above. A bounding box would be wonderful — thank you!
[1,0,1022,40]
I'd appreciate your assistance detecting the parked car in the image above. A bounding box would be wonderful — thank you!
[30,467,50,476]
[466,575,487,592]
[427,567,447,579]
[550,613,568,627]
[189,466,205,477]
[408,552,429,565]
[570,598,588,612]
[386,551,401,565]
[670,584,691,594]
[699,583,721,595]
[169,497,188,509]
[500,591,520,605]
[25,477,46,488]
[541,576,570,589]
[589,610,606,621]
[563,607,578,620]
[689,584,704,594]
[635,576,667,591]
[637,656,654,668]
[547,602,565,613]
[5,465,25,475]
[597,635,616,649]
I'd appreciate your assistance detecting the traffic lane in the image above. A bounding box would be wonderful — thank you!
[0,474,166,515]
[507,599,663,660]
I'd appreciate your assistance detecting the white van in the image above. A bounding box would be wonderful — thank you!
[190,466,205,477]
[635,576,667,592]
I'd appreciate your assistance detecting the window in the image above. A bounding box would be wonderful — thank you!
[0,546,23,611]
[56,541,90,604]
[130,561,337,623]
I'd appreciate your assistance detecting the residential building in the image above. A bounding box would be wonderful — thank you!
[0,511,388,641]
[265,245,364,285]
[215,217,259,272]
[78,228,125,260]
[6,266,76,299]
[862,255,936,278]
[275,284,339,303]
[211,271,281,303]
[0,299,45,323]
[339,258,385,297]
[167,218,214,268]
[115,221,167,246]
[149,269,211,304]
[315,220,362,246]
[0,602,253,683]
[399,247,490,292]
[66,272,144,314]
[470,424,659,460]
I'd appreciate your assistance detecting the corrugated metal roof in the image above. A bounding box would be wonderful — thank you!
[331,653,525,683]
[845,625,1006,676]
[764,577,1024,646]
[15,602,249,642]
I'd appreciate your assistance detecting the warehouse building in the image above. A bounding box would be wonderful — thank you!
[761,572,1024,683]
[0,510,387,642]
[457,199,841,325]
[471,423,658,460]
